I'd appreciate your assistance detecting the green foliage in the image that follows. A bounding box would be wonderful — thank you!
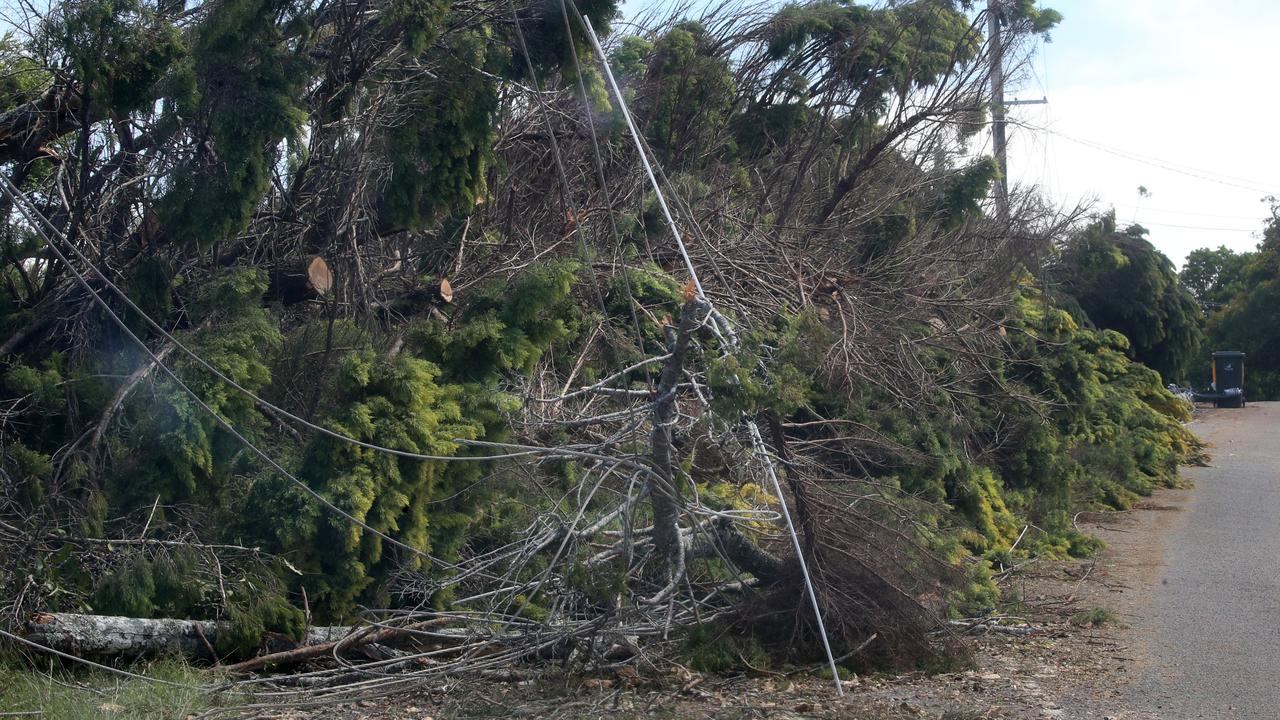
[377,30,500,234]
[92,555,157,617]
[1070,606,1119,628]
[681,622,770,673]
[0,35,51,107]
[733,102,810,158]
[0,0,1202,671]
[236,262,583,620]
[1,357,67,503]
[44,0,185,112]
[639,22,737,167]
[414,260,583,383]
[381,0,451,54]
[948,466,1020,554]
[931,158,998,230]
[610,35,652,79]
[160,0,307,247]
[1195,215,1280,399]
[92,549,204,619]
[1180,245,1254,312]
[215,595,305,656]
[254,350,478,618]
[815,664,856,681]
[503,0,615,81]
[705,311,827,419]
[0,656,216,719]
[1004,0,1063,36]
[764,0,981,100]
[1208,275,1280,399]
[1055,212,1205,383]
[109,268,279,514]
[1002,290,1201,513]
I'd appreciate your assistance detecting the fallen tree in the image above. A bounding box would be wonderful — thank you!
[0,0,1209,704]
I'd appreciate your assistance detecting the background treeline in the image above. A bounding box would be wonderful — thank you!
[0,0,1209,670]
[1179,211,1280,399]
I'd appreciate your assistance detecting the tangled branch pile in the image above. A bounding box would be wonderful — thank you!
[0,0,1198,706]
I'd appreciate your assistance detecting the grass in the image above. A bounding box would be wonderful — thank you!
[0,651,221,719]
[1069,606,1121,628]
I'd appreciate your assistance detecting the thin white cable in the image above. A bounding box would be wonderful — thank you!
[748,420,843,692]
[580,17,707,303]
[581,17,845,696]
[0,177,642,466]
[0,177,501,579]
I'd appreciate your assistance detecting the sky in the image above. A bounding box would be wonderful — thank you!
[1003,0,1280,266]
[620,0,1280,267]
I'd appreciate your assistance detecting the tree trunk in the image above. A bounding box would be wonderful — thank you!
[648,297,700,572]
[21,612,349,660]
[267,255,333,304]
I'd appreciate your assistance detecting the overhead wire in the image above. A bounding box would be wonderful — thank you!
[0,176,660,471]
[578,15,845,697]
[0,176,500,581]
[1125,219,1261,233]
[1010,118,1280,196]
[1103,203,1271,222]
[1003,52,1272,230]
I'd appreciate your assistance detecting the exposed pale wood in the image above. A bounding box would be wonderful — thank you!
[267,255,333,304]
[433,277,453,304]
[305,255,333,295]
[22,612,350,660]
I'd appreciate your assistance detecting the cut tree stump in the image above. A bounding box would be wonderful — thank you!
[432,278,453,304]
[268,255,333,304]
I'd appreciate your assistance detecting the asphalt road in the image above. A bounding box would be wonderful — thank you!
[1119,402,1280,718]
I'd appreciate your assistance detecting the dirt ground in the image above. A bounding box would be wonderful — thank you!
[260,408,1265,720]
[250,494,1188,720]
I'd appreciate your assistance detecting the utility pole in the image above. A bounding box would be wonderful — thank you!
[988,0,1047,221]
[988,0,1009,219]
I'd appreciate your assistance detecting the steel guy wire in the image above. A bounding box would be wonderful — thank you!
[579,15,844,696]
[4,175,778,693]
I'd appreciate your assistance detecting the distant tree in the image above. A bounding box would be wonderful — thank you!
[1206,214,1280,399]
[1054,212,1204,383]
[1180,245,1254,312]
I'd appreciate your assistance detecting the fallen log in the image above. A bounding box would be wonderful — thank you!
[18,612,472,671]
[221,617,453,673]
[21,612,350,661]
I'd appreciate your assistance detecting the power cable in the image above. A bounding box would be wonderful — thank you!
[1129,219,1260,233]
[1105,203,1271,222]
[0,177,639,469]
[0,177,667,587]
[1014,120,1280,196]
[579,15,845,697]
